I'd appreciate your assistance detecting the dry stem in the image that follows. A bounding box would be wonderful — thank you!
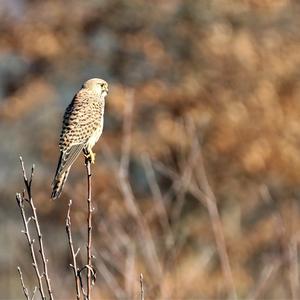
[85,158,93,300]
[17,267,30,300]
[153,123,237,299]
[140,273,144,300]
[16,193,46,299]
[102,93,162,280]
[17,157,54,300]
[66,200,81,300]
[184,124,237,300]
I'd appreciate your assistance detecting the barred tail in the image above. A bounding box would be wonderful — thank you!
[51,168,70,200]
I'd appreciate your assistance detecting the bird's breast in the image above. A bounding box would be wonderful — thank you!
[87,125,102,149]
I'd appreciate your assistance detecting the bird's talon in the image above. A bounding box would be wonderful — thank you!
[84,150,96,164]
[90,152,96,164]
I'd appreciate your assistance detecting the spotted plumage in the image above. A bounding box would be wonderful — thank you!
[51,78,108,200]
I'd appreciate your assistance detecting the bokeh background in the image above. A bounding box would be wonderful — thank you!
[1,0,300,299]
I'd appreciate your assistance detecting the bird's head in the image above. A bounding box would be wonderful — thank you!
[83,78,108,98]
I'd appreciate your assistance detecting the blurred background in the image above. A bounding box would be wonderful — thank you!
[1,0,300,299]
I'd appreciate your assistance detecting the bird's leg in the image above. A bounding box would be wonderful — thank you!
[83,147,96,164]
[90,150,96,164]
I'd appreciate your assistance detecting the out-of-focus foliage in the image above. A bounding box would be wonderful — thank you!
[1,0,300,299]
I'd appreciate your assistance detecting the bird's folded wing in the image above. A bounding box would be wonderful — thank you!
[59,143,85,174]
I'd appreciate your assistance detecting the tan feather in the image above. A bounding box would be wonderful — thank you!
[51,78,108,199]
[51,168,70,200]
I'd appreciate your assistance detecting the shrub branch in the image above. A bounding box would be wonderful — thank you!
[85,158,94,300]
[66,200,82,300]
[17,157,54,300]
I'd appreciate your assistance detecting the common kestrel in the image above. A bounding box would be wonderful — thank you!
[51,78,108,200]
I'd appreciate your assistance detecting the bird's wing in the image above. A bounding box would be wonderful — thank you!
[59,143,85,174]
[59,90,101,151]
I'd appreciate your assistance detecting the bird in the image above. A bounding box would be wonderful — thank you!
[51,78,108,200]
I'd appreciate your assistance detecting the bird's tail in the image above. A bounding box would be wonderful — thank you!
[51,168,70,200]
[51,151,71,200]
[51,145,84,200]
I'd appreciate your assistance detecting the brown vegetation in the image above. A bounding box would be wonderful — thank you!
[1,0,300,299]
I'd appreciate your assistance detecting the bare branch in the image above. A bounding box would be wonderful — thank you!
[78,270,88,300]
[18,158,54,300]
[289,238,299,300]
[16,193,46,300]
[247,259,282,300]
[101,94,162,279]
[29,197,53,300]
[260,185,299,300]
[155,122,237,299]
[153,161,207,208]
[85,158,93,300]
[31,287,37,300]
[119,90,135,175]
[192,133,237,300]
[66,200,81,300]
[124,244,136,297]
[96,258,126,299]
[141,154,172,237]
[140,273,144,300]
[170,132,199,224]
[17,266,30,300]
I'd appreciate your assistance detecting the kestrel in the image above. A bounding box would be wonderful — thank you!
[51,78,108,200]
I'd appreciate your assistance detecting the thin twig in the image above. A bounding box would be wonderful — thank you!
[93,221,133,299]
[170,132,199,223]
[78,271,88,300]
[101,93,162,279]
[192,138,237,300]
[19,157,54,300]
[85,158,93,300]
[66,200,81,300]
[247,259,282,300]
[119,93,162,278]
[29,196,53,300]
[125,244,136,297]
[96,256,127,299]
[260,185,299,300]
[140,273,144,300]
[16,193,46,300]
[17,266,30,300]
[118,91,139,218]
[31,287,37,300]
[289,238,299,300]
[153,152,237,299]
[141,154,172,236]
[119,90,135,174]
[153,161,207,208]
